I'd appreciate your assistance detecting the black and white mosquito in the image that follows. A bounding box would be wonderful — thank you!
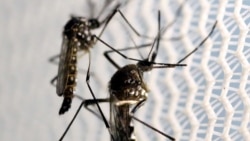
[49,2,118,115]
[58,8,217,140]
[50,1,156,116]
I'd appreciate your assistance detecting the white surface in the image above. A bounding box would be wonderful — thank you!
[1,0,250,141]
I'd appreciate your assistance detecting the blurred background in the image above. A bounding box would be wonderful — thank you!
[1,0,250,141]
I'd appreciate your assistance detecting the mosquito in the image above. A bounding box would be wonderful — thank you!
[51,0,188,116]
[48,3,128,140]
[49,1,156,115]
[58,7,217,139]
[51,2,164,140]
[100,21,217,141]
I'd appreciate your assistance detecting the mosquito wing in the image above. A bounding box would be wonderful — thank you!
[56,37,70,96]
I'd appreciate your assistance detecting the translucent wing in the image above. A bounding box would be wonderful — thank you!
[56,37,70,96]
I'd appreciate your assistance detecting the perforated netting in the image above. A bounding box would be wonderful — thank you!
[132,0,250,141]
[1,0,249,141]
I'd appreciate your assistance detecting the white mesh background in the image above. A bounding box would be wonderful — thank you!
[1,0,250,141]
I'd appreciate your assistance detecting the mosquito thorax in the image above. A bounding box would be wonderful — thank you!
[63,16,95,51]
[109,64,149,106]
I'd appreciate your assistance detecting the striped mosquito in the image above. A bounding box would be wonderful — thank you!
[49,1,158,116]
[59,8,217,140]
[50,1,167,140]
[49,2,118,116]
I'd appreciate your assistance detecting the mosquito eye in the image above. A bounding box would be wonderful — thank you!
[88,19,100,29]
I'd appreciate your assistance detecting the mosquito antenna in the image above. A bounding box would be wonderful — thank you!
[155,10,161,55]
[146,34,158,61]
[177,21,217,64]
[147,10,161,62]
[148,10,161,62]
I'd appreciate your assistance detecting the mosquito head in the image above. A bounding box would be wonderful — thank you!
[64,17,86,39]
[135,10,161,72]
[137,59,154,72]
[88,19,100,29]
[136,37,159,72]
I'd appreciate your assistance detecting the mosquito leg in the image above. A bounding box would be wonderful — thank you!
[130,100,175,141]
[58,96,109,141]
[116,0,187,41]
[50,75,58,86]
[49,54,60,65]
[85,52,115,140]
[98,0,186,46]
[59,100,86,141]
[97,4,121,39]
[84,98,110,120]
[94,35,149,62]
[75,94,110,121]
[96,33,187,70]
[129,99,175,141]
[131,100,146,114]
[128,97,175,140]
[85,52,109,126]
[130,115,175,141]
[104,43,152,69]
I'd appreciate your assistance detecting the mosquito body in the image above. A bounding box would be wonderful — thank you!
[56,16,97,115]
[102,18,217,141]
[53,2,155,115]
[53,0,187,116]
[107,12,176,140]
[109,64,149,141]
[58,6,217,141]
[51,0,126,115]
